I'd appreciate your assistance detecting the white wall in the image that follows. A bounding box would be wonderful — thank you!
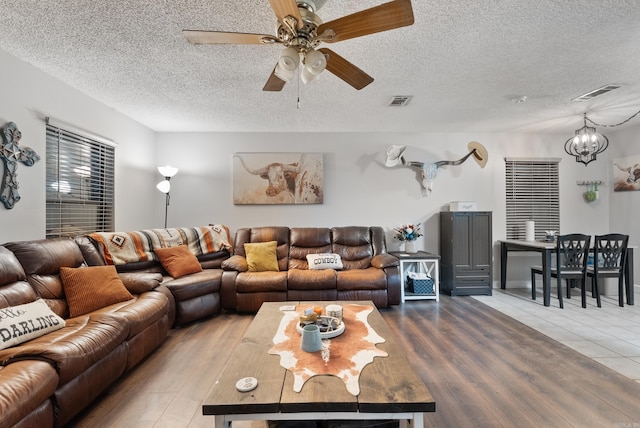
[3,47,634,287]
[156,130,614,287]
[0,49,158,242]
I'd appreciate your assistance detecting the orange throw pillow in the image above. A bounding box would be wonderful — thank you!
[154,245,203,278]
[60,265,134,317]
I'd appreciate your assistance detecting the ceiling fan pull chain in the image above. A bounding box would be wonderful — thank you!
[297,67,301,109]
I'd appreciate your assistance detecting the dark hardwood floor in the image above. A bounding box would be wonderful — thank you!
[69,296,640,427]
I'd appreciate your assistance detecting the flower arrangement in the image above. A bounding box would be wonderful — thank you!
[393,224,423,242]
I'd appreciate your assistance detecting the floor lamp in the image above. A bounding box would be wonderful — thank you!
[156,165,178,228]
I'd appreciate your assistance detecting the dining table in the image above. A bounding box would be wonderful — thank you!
[500,239,635,307]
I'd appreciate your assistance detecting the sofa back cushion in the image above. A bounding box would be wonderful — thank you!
[4,238,86,317]
[331,227,376,270]
[0,246,38,308]
[234,227,290,271]
[288,228,332,270]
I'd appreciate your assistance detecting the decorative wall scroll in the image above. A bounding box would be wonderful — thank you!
[613,154,640,192]
[0,122,40,209]
[233,152,323,205]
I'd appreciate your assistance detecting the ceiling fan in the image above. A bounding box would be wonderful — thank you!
[183,0,414,91]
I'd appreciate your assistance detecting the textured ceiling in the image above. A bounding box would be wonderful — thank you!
[1,0,640,134]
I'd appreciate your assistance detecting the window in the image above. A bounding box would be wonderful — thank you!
[46,121,115,237]
[505,158,560,240]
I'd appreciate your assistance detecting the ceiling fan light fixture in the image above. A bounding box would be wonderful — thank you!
[300,66,320,84]
[278,47,299,72]
[304,48,327,75]
[274,63,295,82]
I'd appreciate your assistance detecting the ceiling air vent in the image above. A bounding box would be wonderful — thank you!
[571,84,622,102]
[388,95,413,107]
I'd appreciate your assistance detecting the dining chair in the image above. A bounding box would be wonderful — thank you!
[531,234,591,308]
[587,233,629,308]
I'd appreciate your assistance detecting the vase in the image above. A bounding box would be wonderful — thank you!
[405,240,417,253]
[300,324,323,352]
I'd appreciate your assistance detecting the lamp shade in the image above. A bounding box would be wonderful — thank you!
[304,48,327,75]
[278,47,299,72]
[300,66,320,84]
[156,180,170,194]
[274,63,295,82]
[158,165,178,178]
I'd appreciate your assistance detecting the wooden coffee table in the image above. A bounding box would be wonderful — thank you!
[202,301,435,427]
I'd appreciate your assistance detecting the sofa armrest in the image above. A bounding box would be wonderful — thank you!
[371,253,399,269]
[118,272,163,294]
[222,255,248,272]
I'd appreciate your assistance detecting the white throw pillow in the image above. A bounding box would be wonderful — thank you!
[306,253,344,270]
[0,300,66,350]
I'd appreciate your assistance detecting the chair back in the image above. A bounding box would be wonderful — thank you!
[556,234,590,273]
[593,233,629,271]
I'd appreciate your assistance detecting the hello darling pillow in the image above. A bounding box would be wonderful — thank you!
[306,253,344,270]
[0,300,66,350]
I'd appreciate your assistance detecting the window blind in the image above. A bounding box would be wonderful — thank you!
[46,123,115,237]
[505,158,560,240]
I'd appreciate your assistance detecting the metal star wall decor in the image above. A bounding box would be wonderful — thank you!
[0,122,40,209]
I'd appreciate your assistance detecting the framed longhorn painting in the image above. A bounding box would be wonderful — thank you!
[233,152,324,205]
[613,154,640,192]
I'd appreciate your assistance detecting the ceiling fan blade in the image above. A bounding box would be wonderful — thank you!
[269,0,304,29]
[317,0,414,43]
[263,67,287,91]
[318,48,374,90]
[183,30,277,45]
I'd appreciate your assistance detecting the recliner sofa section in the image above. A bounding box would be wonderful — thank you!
[0,238,170,427]
[221,226,400,313]
[0,225,232,427]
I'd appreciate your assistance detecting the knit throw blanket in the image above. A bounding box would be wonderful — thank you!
[268,303,388,396]
[89,225,232,265]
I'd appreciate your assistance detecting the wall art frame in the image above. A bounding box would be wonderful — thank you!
[233,152,324,205]
[613,154,640,192]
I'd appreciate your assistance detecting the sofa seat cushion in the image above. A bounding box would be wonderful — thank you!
[91,292,169,338]
[287,269,336,290]
[0,313,128,385]
[163,269,222,301]
[336,268,387,291]
[235,272,288,293]
[0,360,58,428]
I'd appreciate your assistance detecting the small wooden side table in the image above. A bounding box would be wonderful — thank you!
[390,251,440,302]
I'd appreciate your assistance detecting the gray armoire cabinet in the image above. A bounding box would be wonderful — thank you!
[439,211,493,296]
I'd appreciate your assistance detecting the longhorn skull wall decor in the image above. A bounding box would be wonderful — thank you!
[0,122,40,209]
[384,142,488,196]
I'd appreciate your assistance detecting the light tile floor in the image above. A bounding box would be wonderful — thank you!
[473,286,640,384]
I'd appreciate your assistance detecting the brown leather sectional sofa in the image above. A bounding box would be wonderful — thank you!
[221,226,401,312]
[0,230,230,428]
[0,225,399,427]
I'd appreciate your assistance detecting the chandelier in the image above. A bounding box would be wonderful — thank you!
[564,109,640,166]
[564,113,609,166]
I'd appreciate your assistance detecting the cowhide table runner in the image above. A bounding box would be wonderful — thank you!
[268,303,388,396]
